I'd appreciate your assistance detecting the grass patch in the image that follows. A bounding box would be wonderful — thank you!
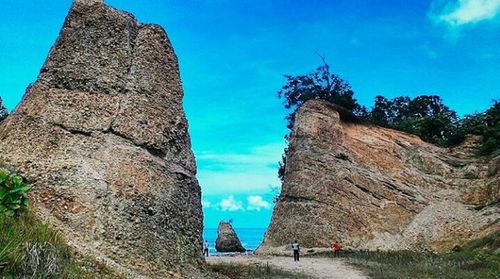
[208,262,310,279]
[310,232,499,279]
[0,209,119,278]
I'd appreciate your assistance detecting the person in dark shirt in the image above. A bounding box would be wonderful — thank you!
[291,240,300,261]
[203,241,209,257]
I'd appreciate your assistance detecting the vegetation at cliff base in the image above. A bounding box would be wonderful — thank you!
[0,168,117,278]
[312,232,500,279]
[0,169,31,217]
[0,210,119,278]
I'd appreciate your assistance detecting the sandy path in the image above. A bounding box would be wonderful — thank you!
[207,255,368,279]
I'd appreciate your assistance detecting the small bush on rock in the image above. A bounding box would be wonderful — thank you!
[0,168,31,217]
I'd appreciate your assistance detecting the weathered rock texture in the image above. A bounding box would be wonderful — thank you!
[0,1,205,277]
[215,222,246,253]
[258,100,499,254]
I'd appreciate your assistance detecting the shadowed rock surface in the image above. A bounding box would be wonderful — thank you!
[0,1,206,277]
[258,100,499,254]
[215,222,246,253]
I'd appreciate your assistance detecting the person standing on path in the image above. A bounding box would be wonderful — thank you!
[292,240,300,261]
[203,240,209,257]
[331,241,342,257]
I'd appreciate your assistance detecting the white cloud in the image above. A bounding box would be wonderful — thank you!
[247,195,272,211]
[219,195,244,211]
[202,200,212,208]
[431,0,500,26]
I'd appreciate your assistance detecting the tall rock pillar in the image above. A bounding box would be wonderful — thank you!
[0,1,205,277]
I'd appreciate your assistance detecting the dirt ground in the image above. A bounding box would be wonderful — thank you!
[206,255,368,279]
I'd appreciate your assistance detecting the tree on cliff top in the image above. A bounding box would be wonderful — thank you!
[277,60,365,129]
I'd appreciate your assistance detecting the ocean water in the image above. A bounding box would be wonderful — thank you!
[203,227,267,254]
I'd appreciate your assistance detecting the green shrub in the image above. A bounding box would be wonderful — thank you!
[478,125,500,156]
[0,210,120,278]
[0,169,31,217]
[331,233,500,279]
[0,167,118,277]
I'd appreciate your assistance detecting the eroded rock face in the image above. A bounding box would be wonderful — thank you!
[0,1,205,277]
[258,100,499,254]
[215,222,245,253]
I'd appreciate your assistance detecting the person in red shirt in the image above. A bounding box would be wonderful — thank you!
[331,241,342,257]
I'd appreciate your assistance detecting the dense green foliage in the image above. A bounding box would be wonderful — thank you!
[0,210,119,278]
[0,169,31,217]
[0,97,8,122]
[366,95,462,146]
[463,101,500,155]
[366,97,500,151]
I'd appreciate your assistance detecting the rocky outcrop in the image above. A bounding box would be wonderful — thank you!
[258,100,499,254]
[0,1,205,277]
[215,222,246,253]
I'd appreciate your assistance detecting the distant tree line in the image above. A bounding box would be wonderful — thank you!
[277,62,499,181]
[365,95,499,154]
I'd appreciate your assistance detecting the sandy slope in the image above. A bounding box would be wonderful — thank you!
[206,255,368,279]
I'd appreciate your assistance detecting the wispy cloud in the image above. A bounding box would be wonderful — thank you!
[219,195,244,211]
[197,142,286,194]
[202,200,212,208]
[197,143,285,165]
[202,194,274,211]
[430,0,500,26]
[247,195,272,211]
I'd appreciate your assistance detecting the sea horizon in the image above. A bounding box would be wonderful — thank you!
[203,227,267,254]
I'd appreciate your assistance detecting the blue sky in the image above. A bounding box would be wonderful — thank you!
[1,0,499,228]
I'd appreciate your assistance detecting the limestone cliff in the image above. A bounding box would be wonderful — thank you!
[0,1,205,277]
[258,100,499,254]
